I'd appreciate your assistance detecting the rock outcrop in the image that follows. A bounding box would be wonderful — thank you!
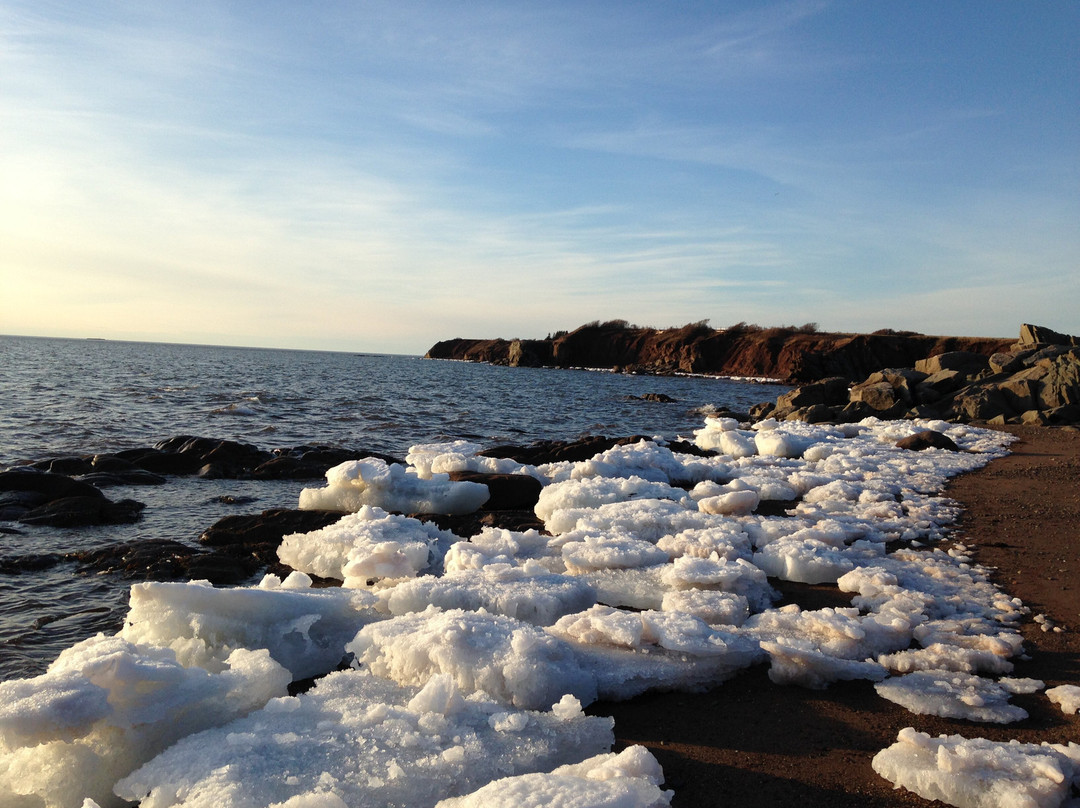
[759,324,1080,426]
[426,321,1013,383]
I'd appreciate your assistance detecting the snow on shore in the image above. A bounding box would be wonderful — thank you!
[2,416,1072,807]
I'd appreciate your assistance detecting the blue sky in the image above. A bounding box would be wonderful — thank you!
[2,1,1077,353]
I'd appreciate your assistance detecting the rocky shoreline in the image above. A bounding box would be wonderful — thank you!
[425,320,1014,383]
[755,323,1079,427]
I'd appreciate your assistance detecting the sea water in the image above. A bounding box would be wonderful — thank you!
[0,335,788,679]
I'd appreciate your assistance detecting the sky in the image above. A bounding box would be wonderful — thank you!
[1,1,1077,354]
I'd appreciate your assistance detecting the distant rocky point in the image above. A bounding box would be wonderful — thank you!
[425,320,1014,383]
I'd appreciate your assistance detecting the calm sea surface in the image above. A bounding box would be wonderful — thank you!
[0,335,789,679]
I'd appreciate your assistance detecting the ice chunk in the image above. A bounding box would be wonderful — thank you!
[548,605,763,700]
[0,635,288,808]
[1047,684,1080,715]
[661,589,750,627]
[115,671,615,808]
[661,554,778,613]
[298,459,489,515]
[693,419,758,457]
[561,533,669,573]
[875,671,1032,723]
[346,609,597,709]
[443,527,561,573]
[535,477,689,525]
[872,727,1080,808]
[120,576,380,680]
[381,565,597,626]
[571,438,728,486]
[278,505,458,583]
[434,745,673,808]
[878,642,1015,676]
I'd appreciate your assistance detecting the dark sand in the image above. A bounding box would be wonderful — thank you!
[592,425,1080,807]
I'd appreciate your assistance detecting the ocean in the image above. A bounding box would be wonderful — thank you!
[0,335,789,680]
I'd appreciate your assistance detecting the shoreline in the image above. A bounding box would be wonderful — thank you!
[594,424,1080,806]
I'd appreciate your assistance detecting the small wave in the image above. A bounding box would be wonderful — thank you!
[212,403,260,416]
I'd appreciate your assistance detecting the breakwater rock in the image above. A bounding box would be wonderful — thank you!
[425,321,1012,383]
[758,323,1080,425]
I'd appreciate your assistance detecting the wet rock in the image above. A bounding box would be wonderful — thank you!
[0,551,63,574]
[70,539,199,579]
[896,431,961,452]
[19,496,145,527]
[77,469,167,487]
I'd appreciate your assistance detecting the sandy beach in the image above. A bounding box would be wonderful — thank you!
[595,425,1080,806]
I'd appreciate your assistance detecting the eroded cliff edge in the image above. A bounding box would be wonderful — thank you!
[425,321,1015,383]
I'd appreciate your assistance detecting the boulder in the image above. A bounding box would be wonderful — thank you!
[774,377,849,414]
[849,381,901,412]
[915,351,989,376]
[447,471,543,511]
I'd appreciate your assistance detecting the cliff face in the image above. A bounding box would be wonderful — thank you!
[424,323,1015,383]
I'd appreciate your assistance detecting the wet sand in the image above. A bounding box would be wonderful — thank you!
[593,425,1080,807]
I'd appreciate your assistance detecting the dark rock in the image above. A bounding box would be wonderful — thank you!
[666,439,715,458]
[896,431,961,452]
[19,496,145,527]
[0,470,105,501]
[447,471,542,511]
[413,510,546,538]
[200,508,345,549]
[185,553,262,585]
[130,449,207,475]
[251,456,329,480]
[0,552,63,574]
[89,454,140,473]
[637,393,678,403]
[478,435,653,466]
[33,456,93,476]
